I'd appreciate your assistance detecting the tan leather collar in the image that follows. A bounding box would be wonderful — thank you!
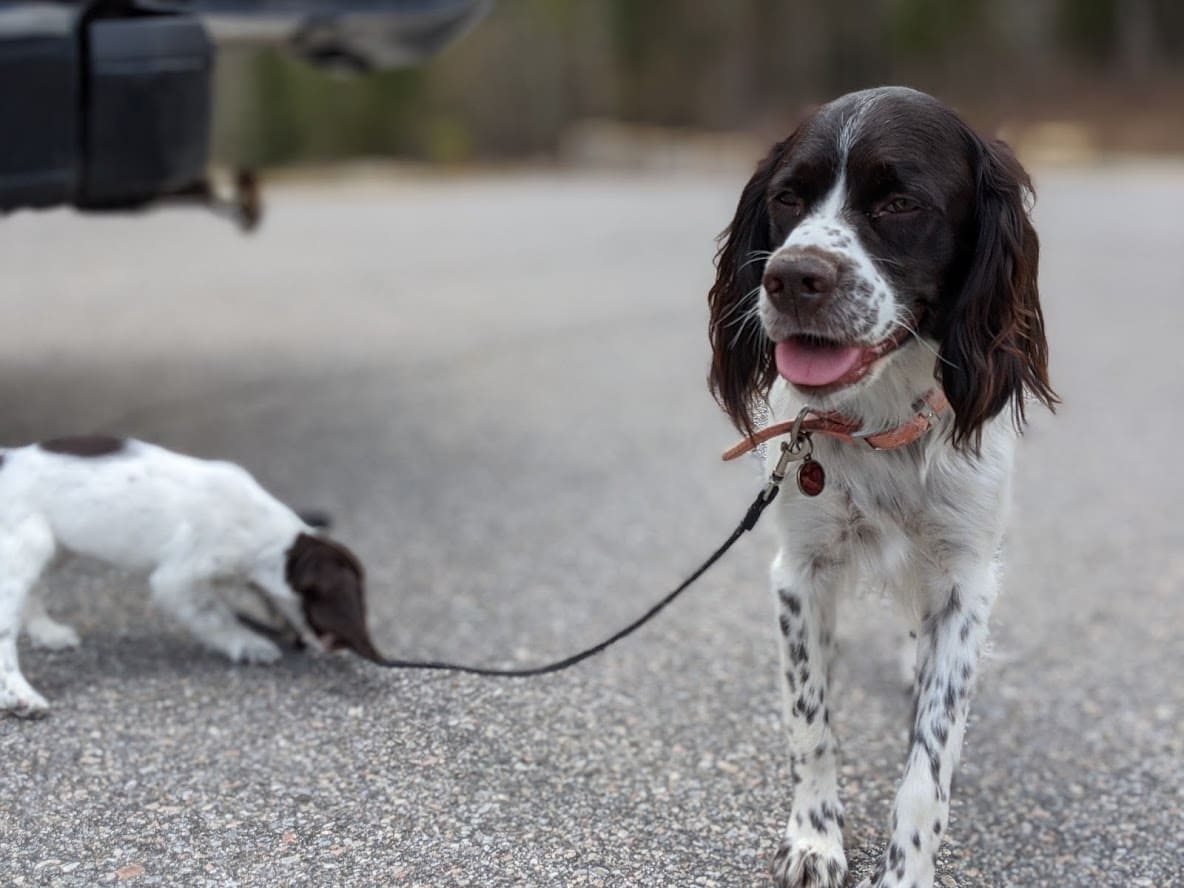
[722,389,950,461]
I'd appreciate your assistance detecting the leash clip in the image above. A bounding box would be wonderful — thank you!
[761,407,815,502]
[787,405,813,454]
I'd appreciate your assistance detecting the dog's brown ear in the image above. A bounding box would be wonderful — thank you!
[707,135,794,436]
[304,587,384,663]
[285,533,383,662]
[939,132,1058,452]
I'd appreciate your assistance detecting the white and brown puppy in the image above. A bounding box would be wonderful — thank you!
[0,435,375,717]
[708,87,1056,888]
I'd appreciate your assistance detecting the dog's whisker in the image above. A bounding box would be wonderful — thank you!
[716,286,765,328]
[717,296,753,324]
[867,252,907,269]
[727,305,767,351]
[893,317,959,369]
[723,298,762,330]
[727,315,756,350]
[739,251,774,271]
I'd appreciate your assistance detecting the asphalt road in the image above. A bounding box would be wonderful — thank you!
[1,167,1181,888]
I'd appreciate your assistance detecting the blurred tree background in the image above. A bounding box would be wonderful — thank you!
[213,0,1184,167]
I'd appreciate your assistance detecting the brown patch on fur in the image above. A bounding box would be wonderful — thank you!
[938,133,1059,450]
[707,136,793,438]
[285,533,383,662]
[39,435,126,457]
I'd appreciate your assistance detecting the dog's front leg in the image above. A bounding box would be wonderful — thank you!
[867,561,997,888]
[770,550,847,888]
[0,515,55,717]
[149,568,283,664]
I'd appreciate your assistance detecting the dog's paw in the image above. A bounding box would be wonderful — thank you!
[221,632,283,665]
[0,678,50,719]
[27,618,81,651]
[235,635,283,664]
[770,835,847,888]
[857,838,935,888]
[854,862,931,888]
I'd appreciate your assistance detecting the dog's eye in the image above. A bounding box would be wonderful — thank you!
[876,195,922,216]
[774,190,805,216]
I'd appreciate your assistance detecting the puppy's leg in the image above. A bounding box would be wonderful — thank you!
[866,561,997,888]
[770,551,847,888]
[23,585,81,651]
[0,515,55,716]
[149,568,282,664]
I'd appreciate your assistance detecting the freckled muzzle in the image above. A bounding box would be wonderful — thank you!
[762,245,883,338]
[759,238,910,393]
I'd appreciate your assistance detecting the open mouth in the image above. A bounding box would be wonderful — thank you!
[773,327,913,393]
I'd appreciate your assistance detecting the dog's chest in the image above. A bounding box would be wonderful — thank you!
[808,443,936,565]
[826,438,925,513]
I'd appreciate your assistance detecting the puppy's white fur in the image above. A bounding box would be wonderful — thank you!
[0,439,320,717]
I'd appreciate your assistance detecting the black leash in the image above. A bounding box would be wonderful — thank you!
[364,437,805,677]
[368,483,779,677]
[242,436,807,677]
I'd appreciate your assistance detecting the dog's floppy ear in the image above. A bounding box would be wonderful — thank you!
[940,132,1058,451]
[285,533,383,662]
[707,135,793,436]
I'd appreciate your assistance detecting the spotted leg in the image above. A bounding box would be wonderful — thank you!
[865,561,997,888]
[770,551,847,888]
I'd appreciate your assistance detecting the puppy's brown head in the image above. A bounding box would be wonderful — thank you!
[284,532,383,662]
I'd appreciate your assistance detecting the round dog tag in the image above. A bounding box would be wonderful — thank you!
[797,457,825,497]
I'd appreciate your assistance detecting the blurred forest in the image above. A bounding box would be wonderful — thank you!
[213,0,1184,167]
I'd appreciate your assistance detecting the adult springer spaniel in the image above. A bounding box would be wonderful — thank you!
[708,88,1056,887]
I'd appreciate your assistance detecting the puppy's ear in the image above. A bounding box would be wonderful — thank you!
[286,533,383,662]
[303,579,384,663]
[707,136,793,435]
[940,133,1058,451]
[286,533,365,587]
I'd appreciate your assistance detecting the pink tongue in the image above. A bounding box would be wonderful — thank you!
[774,338,864,386]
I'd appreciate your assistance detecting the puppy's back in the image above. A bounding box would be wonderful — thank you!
[1,438,298,572]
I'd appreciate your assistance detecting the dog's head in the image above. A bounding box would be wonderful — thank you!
[708,86,1056,449]
[284,532,383,661]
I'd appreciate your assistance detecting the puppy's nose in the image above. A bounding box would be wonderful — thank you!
[763,252,839,315]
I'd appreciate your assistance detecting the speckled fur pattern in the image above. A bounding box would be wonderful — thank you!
[0,439,342,717]
[767,386,1011,888]
[707,87,1055,888]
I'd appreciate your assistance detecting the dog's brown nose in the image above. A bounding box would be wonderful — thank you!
[763,252,839,316]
